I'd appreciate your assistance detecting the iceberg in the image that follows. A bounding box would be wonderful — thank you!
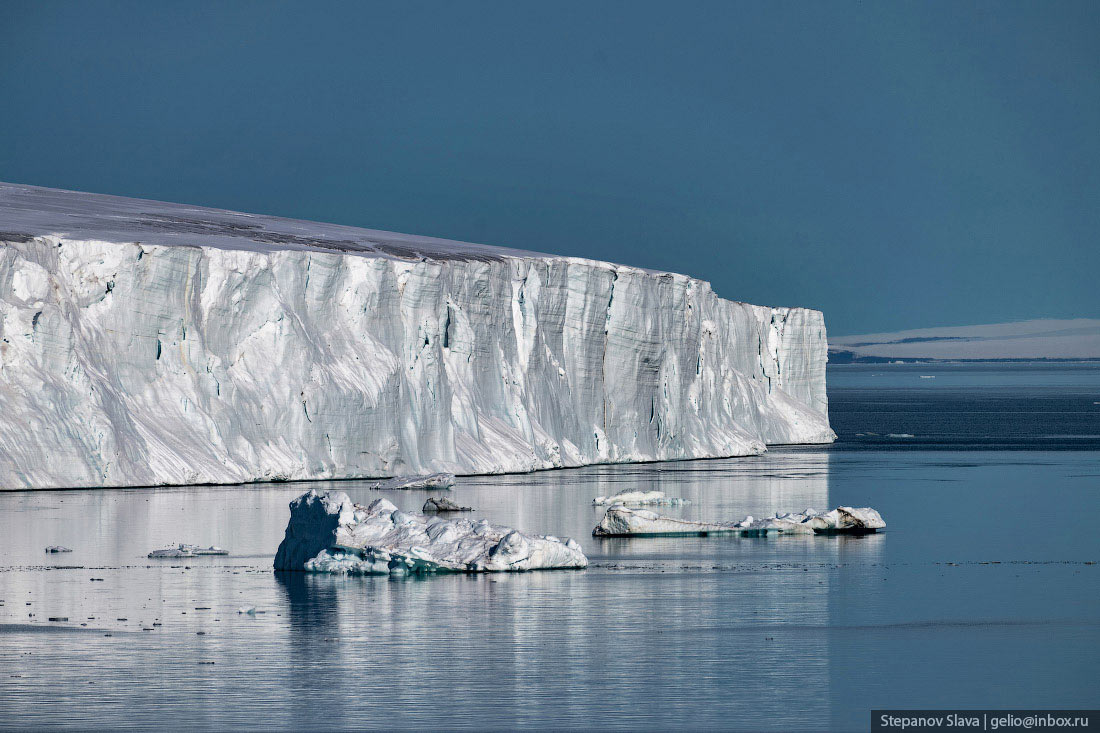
[274,489,587,574]
[45,545,72,553]
[366,473,455,491]
[592,490,688,506]
[422,497,472,512]
[0,182,834,490]
[593,505,885,537]
[148,544,229,558]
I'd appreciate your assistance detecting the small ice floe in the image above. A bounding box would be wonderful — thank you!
[367,473,455,491]
[593,505,885,537]
[274,489,587,575]
[422,497,472,512]
[45,546,72,553]
[147,544,229,559]
[920,375,936,379]
[237,606,262,615]
[592,490,688,506]
[887,433,915,438]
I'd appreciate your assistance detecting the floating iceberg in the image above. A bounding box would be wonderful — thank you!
[422,497,472,512]
[275,489,586,575]
[45,546,72,553]
[592,490,688,506]
[0,183,833,490]
[367,473,455,491]
[593,505,885,537]
[147,544,229,558]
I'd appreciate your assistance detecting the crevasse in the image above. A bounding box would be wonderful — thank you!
[0,182,834,489]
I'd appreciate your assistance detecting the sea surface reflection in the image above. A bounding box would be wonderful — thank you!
[2,368,1099,729]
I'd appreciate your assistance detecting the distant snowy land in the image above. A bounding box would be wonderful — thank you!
[830,319,1100,362]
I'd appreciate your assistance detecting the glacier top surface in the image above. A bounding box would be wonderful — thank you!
[0,181,613,268]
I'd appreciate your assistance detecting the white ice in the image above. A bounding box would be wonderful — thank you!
[147,544,229,558]
[0,182,834,489]
[592,489,688,506]
[593,505,885,536]
[367,473,455,490]
[274,489,587,574]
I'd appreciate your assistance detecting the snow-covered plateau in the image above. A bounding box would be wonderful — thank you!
[593,505,885,536]
[274,489,587,574]
[0,182,834,490]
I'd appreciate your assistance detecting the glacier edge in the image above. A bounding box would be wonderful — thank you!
[0,182,834,490]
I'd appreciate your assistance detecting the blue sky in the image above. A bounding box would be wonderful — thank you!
[2,1,1097,335]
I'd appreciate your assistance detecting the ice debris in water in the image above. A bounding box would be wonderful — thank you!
[367,473,455,491]
[274,489,587,575]
[592,490,688,506]
[45,546,72,553]
[147,544,229,558]
[594,505,885,537]
[422,497,472,512]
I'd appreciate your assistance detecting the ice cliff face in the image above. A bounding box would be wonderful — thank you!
[0,182,833,490]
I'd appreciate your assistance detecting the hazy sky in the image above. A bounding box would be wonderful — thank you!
[2,1,1097,335]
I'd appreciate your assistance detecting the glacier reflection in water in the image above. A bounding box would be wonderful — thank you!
[2,447,1098,730]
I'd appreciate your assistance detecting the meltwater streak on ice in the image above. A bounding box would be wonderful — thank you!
[0,182,832,489]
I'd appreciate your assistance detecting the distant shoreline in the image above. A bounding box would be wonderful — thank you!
[828,354,1100,365]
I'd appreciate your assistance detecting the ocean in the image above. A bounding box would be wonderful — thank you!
[1,363,1098,730]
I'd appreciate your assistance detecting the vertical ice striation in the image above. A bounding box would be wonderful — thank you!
[0,183,833,489]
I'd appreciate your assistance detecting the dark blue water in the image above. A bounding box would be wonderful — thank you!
[1,364,1097,730]
[829,362,1100,450]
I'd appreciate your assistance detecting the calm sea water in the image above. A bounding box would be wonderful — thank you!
[1,363,1098,730]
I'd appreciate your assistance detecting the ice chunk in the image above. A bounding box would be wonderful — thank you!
[592,490,688,506]
[45,546,72,553]
[147,544,229,558]
[422,497,472,512]
[367,473,455,491]
[593,505,885,537]
[274,489,587,575]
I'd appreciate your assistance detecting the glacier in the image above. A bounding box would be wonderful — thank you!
[0,182,834,490]
[593,505,885,537]
[274,489,587,574]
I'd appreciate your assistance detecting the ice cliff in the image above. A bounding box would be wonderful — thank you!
[0,182,834,489]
